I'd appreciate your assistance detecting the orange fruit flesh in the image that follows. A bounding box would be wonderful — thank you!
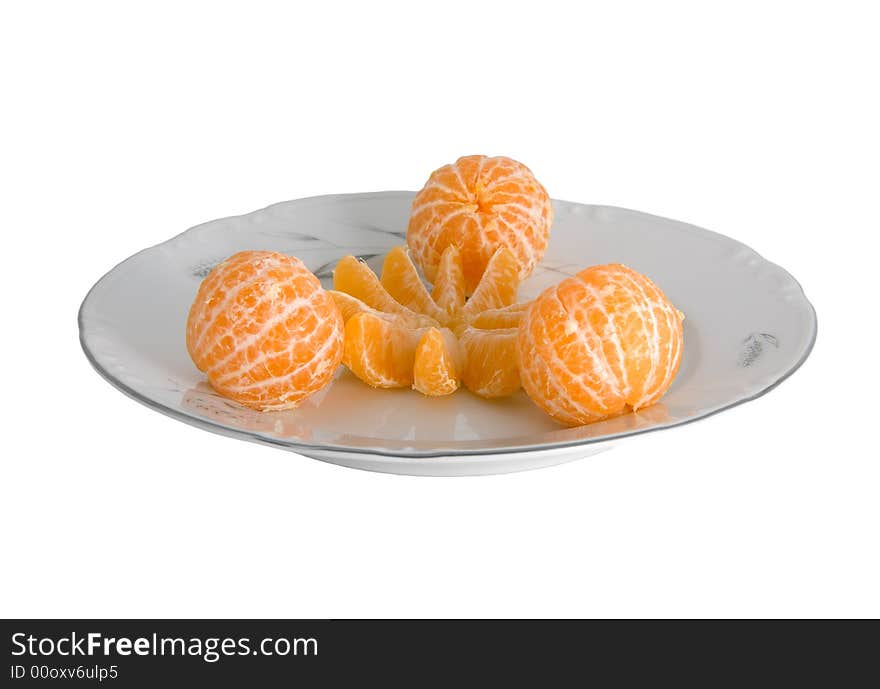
[329,289,379,322]
[380,246,448,324]
[342,311,424,388]
[431,245,466,320]
[407,155,553,295]
[329,289,436,329]
[334,245,527,398]
[459,247,520,321]
[468,302,529,329]
[459,326,521,399]
[518,264,683,426]
[186,250,343,411]
[413,327,463,396]
[333,255,437,327]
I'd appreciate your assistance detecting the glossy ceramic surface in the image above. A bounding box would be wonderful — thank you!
[79,192,816,475]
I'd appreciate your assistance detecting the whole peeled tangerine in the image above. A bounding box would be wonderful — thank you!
[186,251,343,411]
[407,155,553,295]
[517,264,684,427]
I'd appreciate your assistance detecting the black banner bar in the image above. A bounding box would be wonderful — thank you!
[2,620,876,685]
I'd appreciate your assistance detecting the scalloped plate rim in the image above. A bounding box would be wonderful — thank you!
[78,191,817,469]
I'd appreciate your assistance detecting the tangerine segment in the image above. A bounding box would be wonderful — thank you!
[408,155,553,294]
[469,302,530,329]
[329,290,435,329]
[186,251,343,411]
[333,255,437,326]
[380,246,448,324]
[460,247,520,320]
[517,264,683,427]
[459,326,521,399]
[328,289,376,322]
[342,311,423,388]
[413,327,463,396]
[431,245,465,319]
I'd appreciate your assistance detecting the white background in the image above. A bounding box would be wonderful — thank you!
[2,1,877,618]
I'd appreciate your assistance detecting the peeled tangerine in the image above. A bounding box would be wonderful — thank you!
[407,155,553,295]
[518,264,684,426]
[186,251,343,411]
[331,245,526,398]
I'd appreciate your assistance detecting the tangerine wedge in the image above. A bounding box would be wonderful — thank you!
[333,255,437,326]
[469,302,530,329]
[459,325,521,399]
[459,247,520,322]
[329,289,436,329]
[431,245,466,320]
[380,246,449,324]
[342,311,424,388]
[413,327,464,396]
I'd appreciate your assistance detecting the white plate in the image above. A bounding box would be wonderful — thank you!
[79,192,816,475]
